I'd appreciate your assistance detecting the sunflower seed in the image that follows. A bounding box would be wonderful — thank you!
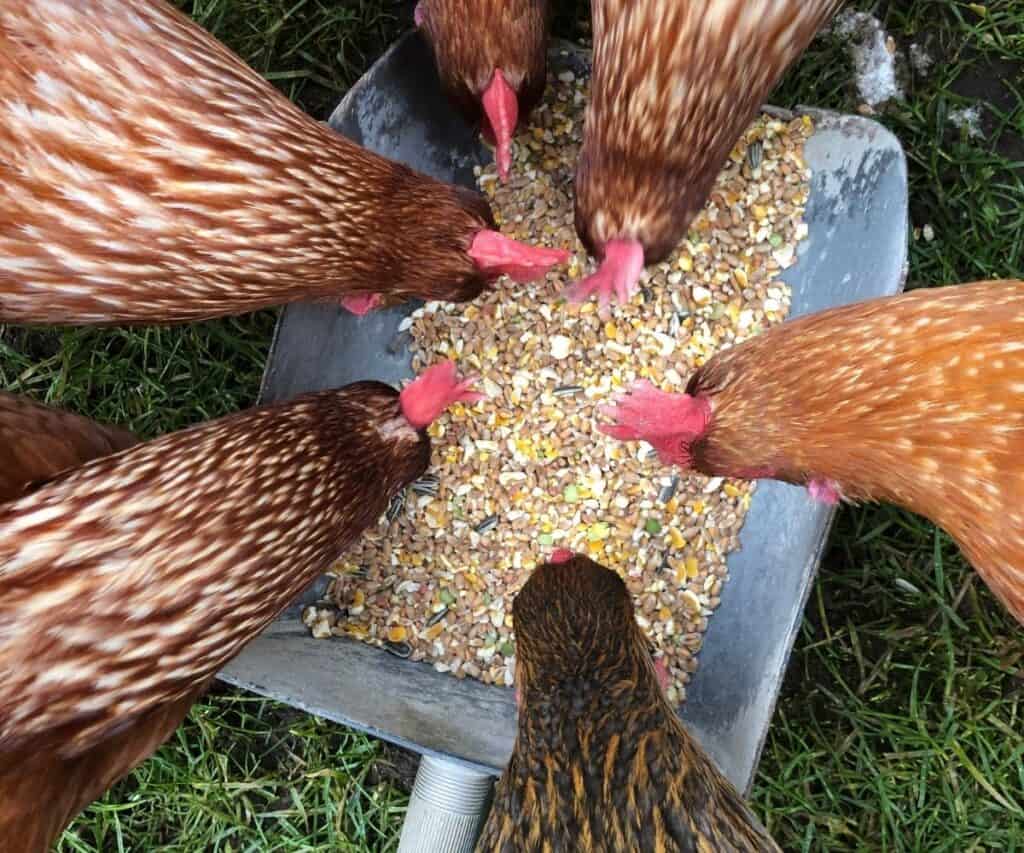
[747,139,763,170]
[475,514,500,534]
[553,385,584,397]
[386,493,405,523]
[658,476,680,504]
[411,474,440,496]
[427,606,450,627]
[384,640,412,659]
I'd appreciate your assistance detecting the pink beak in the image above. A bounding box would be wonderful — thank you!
[481,69,518,182]
[413,1,425,27]
[468,230,569,283]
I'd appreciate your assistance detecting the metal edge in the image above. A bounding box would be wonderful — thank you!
[738,505,836,797]
[326,29,420,131]
[218,666,501,777]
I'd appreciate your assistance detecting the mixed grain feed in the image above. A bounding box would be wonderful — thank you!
[302,61,815,703]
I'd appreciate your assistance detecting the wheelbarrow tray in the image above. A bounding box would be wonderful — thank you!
[219,32,908,795]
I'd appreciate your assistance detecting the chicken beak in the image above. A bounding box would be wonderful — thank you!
[468,230,569,283]
[481,68,518,182]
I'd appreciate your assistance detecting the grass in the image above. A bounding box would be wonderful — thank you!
[0,0,1020,849]
[59,694,407,852]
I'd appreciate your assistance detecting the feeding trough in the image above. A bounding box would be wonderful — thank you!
[219,30,907,811]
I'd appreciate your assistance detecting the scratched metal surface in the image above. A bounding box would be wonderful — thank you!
[220,32,909,795]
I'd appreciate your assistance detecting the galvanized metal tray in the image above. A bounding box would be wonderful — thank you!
[220,32,908,795]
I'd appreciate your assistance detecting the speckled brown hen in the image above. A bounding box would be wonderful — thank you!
[571,0,843,309]
[0,0,567,324]
[0,391,136,503]
[415,0,550,182]
[0,361,481,852]
[477,551,779,852]
[600,280,1024,624]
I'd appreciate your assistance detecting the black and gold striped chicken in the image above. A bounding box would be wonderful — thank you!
[477,550,780,852]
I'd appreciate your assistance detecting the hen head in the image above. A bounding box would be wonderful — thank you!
[416,0,548,180]
[512,553,664,704]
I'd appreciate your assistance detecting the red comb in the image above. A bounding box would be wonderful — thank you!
[549,548,575,564]
[598,380,712,467]
[340,293,383,316]
[400,360,484,430]
[567,239,645,315]
[482,69,518,182]
[469,230,569,283]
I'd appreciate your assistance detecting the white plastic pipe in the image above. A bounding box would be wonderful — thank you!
[397,755,494,853]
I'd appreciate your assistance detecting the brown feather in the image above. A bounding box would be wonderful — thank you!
[0,689,202,853]
[0,391,141,852]
[477,556,780,852]
[0,0,496,325]
[0,382,430,849]
[685,279,1024,622]
[575,0,843,260]
[0,391,136,502]
[418,0,549,124]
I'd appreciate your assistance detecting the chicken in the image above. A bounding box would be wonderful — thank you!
[477,550,780,852]
[0,0,567,325]
[0,360,481,851]
[571,0,842,309]
[599,280,1024,623]
[0,391,136,503]
[416,0,550,181]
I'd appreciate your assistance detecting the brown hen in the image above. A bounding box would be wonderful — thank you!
[572,0,843,308]
[477,551,779,852]
[416,0,550,181]
[0,361,480,851]
[0,0,566,324]
[0,391,136,502]
[601,280,1024,623]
